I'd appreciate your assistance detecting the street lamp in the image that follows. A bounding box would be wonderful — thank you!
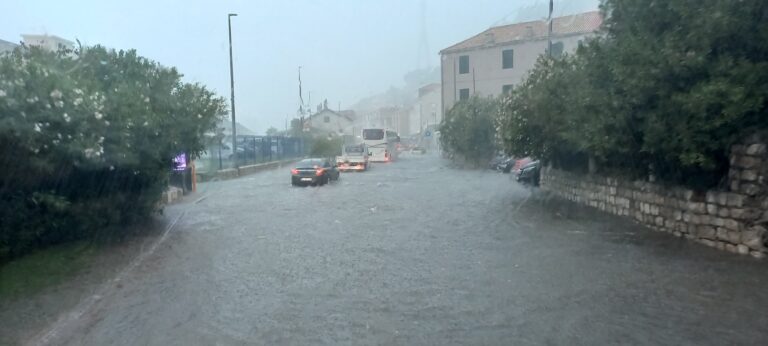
[431,103,437,126]
[547,0,553,57]
[228,13,238,168]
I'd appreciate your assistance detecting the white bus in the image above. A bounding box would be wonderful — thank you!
[362,128,399,162]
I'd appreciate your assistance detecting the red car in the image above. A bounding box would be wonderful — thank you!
[512,157,532,175]
[499,157,532,174]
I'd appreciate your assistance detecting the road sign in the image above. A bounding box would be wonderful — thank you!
[424,130,432,137]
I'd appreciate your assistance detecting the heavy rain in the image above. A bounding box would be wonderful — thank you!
[2,0,768,345]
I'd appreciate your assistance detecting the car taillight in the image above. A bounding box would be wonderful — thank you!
[315,168,324,176]
[291,168,299,175]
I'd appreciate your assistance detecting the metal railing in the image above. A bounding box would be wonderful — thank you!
[196,135,307,174]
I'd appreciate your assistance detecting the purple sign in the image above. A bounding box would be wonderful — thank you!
[173,153,187,171]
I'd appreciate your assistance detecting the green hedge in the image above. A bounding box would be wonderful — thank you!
[499,0,768,188]
[0,46,226,261]
[439,96,498,166]
[309,136,343,157]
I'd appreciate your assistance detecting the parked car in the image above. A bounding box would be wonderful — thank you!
[228,143,261,162]
[512,157,533,175]
[291,158,340,186]
[516,160,541,185]
[497,157,516,173]
[499,157,532,174]
[489,154,508,169]
[411,146,427,154]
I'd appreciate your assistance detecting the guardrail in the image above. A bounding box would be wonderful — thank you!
[197,158,300,182]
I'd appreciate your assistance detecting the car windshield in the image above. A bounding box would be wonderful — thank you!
[4,1,768,345]
[345,146,364,154]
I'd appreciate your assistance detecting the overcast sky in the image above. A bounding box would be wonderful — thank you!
[1,0,599,133]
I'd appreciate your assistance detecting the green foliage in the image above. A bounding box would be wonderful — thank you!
[440,96,498,166]
[0,46,227,261]
[265,126,279,136]
[288,118,304,137]
[0,240,94,300]
[309,136,343,157]
[499,0,768,188]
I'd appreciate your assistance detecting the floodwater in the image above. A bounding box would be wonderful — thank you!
[25,153,768,345]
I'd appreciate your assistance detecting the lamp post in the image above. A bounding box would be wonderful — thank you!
[547,0,553,57]
[228,13,238,168]
[431,103,437,126]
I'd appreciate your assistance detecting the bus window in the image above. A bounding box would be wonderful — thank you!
[363,129,384,140]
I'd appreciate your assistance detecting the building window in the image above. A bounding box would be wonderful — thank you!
[458,55,469,74]
[324,116,330,123]
[502,85,514,95]
[502,49,514,69]
[459,88,470,101]
[550,41,564,58]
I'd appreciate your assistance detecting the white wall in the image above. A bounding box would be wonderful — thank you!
[21,35,74,52]
[441,35,587,113]
[418,88,442,131]
[307,109,353,136]
[408,105,420,136]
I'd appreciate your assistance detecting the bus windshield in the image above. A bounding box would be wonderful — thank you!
[362,129,384,140]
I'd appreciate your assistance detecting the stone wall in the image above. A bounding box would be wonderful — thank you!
[540,134,768,258]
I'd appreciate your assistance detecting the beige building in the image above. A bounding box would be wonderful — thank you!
[355,106,407,135]
[439,11,602,113]
[307,100,356,137]
[21,34,75,51]
[0,38,18,54]
[415,83,441,135]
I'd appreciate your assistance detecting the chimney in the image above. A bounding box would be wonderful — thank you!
[324,99,328,110]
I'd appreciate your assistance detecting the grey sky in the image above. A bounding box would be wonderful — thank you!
[0,0,599,133]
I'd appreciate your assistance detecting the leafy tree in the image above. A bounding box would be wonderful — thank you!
[440,96,498,167]
[498,0,768,188]
[309,136,342,157]
[602,0,768,186]
[266,126,279,136]
[0,45,226,261]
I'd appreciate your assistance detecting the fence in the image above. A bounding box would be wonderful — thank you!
[194,135,307,175]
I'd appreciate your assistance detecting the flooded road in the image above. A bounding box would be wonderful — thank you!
[49,154,768,345]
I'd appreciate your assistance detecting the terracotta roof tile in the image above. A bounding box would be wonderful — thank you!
[441,11,602,54]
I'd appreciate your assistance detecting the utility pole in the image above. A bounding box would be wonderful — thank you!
[452,57,457,102]
[547,0,553,57]
[419,102,423,134]
[298,66,305,131]
[431,103,437,125]
[228,13,238,168]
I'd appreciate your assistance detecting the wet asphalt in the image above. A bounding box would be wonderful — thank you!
[48,153,768,345]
